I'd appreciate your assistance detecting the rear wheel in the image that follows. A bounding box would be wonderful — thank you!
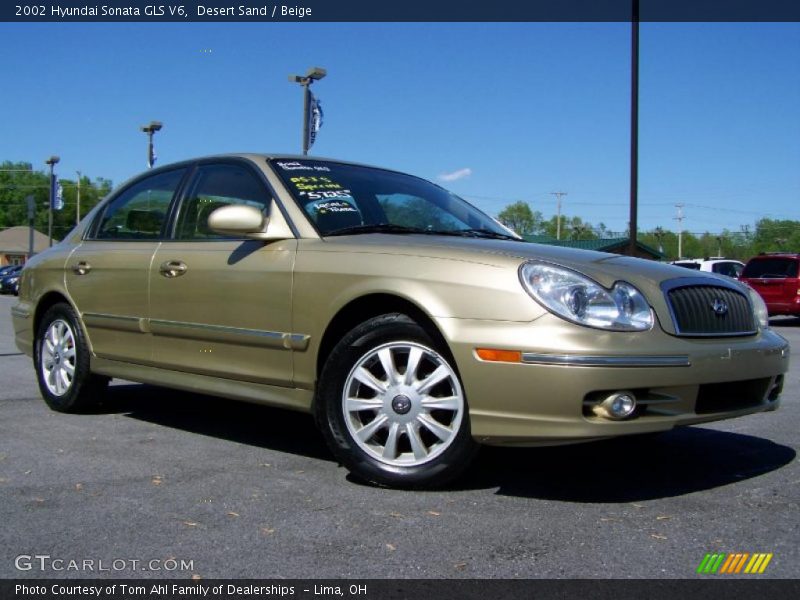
[317,314,477,488]
[35,303,108,413]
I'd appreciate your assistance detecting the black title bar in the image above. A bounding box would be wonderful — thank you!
[3,0,800,22]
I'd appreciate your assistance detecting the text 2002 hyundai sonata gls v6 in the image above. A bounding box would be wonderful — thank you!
[12,154,789,488]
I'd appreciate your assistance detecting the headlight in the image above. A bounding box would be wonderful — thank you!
[746,285,769,330]
[519,262,653,331]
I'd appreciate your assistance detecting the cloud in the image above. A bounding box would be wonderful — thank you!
[438,168,472,182]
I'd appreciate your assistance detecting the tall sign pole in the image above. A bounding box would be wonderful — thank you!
[302,80,311,155]
[628,0,640,257]
[289,67,327,155]
[140,121,163,169]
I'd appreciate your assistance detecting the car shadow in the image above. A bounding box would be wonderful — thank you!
[97,383,794,502]
[769,316,800,328]
[98,383,332,462]
[457,427,795,502]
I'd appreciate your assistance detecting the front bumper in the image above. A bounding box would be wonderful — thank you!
[436,314,789,446]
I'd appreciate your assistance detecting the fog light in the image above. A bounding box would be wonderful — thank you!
[593,391,637,420]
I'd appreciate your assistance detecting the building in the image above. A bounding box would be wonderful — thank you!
[523,235,665,261]
[0,226,49,266]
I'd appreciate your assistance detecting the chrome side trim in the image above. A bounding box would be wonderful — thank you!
[284,333,310,351]
[520,353,691,368]
[11,305,30,319]
[83,312,147,333]
[149,319,310,351]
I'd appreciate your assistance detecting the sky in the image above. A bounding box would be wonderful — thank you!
[1,22,798,235]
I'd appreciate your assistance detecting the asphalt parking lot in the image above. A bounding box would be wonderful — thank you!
[0,295,797,579]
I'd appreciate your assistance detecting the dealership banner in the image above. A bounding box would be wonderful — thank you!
[307,92,323,151]
[3,0,800,22]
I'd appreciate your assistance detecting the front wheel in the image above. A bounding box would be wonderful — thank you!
[34,303,108,413]
[317,314,477,488]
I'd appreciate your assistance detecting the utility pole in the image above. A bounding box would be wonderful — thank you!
[551,191,567,240]
[674,204,685,259]
[75,171,82,225]
[654,226,665,255]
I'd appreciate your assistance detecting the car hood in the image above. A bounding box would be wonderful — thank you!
[320,235,750,334]
[321,234,724,287]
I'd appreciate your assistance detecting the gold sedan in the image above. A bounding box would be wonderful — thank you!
[12,155,789,488]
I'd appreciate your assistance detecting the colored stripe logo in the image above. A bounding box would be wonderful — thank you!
[697,553,773,574]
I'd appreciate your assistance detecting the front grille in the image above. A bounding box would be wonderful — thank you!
[667,285,755,336]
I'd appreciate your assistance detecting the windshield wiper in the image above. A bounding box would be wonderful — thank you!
[429,228,520,241]
[324,224,520,240]
[324,223,430,236]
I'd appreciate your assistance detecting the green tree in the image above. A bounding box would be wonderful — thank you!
[540,214,598,240]
[497,201,542,236]
[752,218,800,255]
[0,161,112,241]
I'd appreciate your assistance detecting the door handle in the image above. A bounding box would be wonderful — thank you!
[159,260,188,278]
[72,261,91,275]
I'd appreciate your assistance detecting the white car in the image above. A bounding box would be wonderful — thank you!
[670,258,744,279]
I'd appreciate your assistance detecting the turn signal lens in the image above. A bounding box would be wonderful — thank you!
[476,348,522,363]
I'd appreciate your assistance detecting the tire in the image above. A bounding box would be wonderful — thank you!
[317,313,478,488]
[34,302,108,413]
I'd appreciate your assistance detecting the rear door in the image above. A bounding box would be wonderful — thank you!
[66,167,188,364]
[148,160,297,386]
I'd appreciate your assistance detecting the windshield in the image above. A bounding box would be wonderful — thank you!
[270,159,519,239]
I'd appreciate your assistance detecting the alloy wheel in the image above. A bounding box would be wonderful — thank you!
[342,341,465,467]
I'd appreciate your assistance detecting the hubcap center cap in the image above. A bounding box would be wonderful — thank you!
[391,394,412,415]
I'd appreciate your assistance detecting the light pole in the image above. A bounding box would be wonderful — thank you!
[289,67,326,155]
[45,155,60,247]
[140,121,163,168]
[76,170,82,225]
[26,195,35,260]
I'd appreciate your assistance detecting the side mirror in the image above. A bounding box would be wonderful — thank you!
[207,204,292,241]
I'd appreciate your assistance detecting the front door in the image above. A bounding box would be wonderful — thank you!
[148,161,297,386]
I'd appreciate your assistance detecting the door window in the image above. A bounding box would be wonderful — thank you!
[712,262,743,278]
[174,163,271,240]
[93,169,186,240]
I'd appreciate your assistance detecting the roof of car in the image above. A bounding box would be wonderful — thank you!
[154,153,386,173]
[120,153,418,192]
[749,253,800,259]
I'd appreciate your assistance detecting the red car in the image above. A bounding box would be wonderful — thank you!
[740,253,800,316]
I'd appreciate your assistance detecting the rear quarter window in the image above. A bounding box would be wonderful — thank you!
[742,258,799,279]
